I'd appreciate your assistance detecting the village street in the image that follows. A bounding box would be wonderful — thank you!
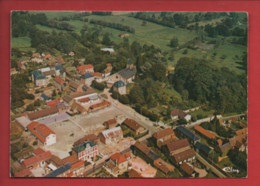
[101,88,160,134]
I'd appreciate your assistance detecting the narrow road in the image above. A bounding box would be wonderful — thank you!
[186,115,222,128]
[222,114,246,120]
[196,153,226,178]
[101,89,159,134]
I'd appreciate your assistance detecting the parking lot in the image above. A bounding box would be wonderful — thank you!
[42,106,133,159]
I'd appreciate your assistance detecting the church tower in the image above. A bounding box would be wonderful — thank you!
[126,58,134,69]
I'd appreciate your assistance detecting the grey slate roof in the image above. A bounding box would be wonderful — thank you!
[117,68,136,80]
[72,141,96,154]
[176,126,200,141]
[41,94,51,101]
[32,70,45,80]
[81,73,93,79]
[45,163,71,177]
[194,142,212,155]
[54,65,62,70]
[114,80,125,88]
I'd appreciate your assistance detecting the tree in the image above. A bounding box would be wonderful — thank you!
[27,94,35,100]
[102,32,112,46]
[228,147,247,170]
[169,37,179,48]
[73,60,79,67]
[191,115,197,122]
[26,103,35,111]
[91,80,106,91]
[129,85,145,104]
[52,90,57,98]
[149,112,159,121]
[150,63,167,82]
[119,95,130,104]
[178,117,187,125]
[34,99,41,107]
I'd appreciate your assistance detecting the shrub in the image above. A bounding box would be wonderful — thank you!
[32,141,38,146]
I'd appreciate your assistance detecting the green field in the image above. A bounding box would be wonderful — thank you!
[12,11,247,74]
[11,36,31,48]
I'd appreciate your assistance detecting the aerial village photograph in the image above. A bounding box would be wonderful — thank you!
[10,11,247,178]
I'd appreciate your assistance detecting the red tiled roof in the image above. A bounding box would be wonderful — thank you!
[110,152,127,164]
[171,109,187,118]
[194,125,215,139]
[27,121,55,143]
[78,97,90,103]
[180,162,194,176]
[128,169,142,178]
[154,158,175,174]
[217,139,223,146]
[103,118,117,126]
[14,168,32,177]
[153,128,175,140]
[27,106,59,120]
[46,99,61,107]
[43,70,55,76]
[32,53,41,58]
[33,147,45,156]
[56,57,64,63]
[62,154,78,165]
[22,151,52,167]
[123,152,132,159]
[73,134,99,146]
[44,54,52,59]
[134,141,151,155]
[167,139,190,152]
[71,160,84,170]
[235,128,247,136]
[89,100,110,109]
[77,64,94,71]
[54,76,66,85]
[229,135,246,147]
[91,72,103,77]
[123,118,143,131]
[47,155,63,167]
[172,149,196,163]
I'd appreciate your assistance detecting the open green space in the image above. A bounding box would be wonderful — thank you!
[27,11,247,74]
[11,36,31,48]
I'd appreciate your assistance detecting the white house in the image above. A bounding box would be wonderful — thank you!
[113,80,126,95]
[171,109,191,122]
[27,121,56,146]
[80,72,95,86]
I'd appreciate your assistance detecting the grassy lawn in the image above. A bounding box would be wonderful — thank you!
[172,42,246,74]
[189,109,215,118]
[36,24,65,33]
[204,171,218,178]
[156,169,181,178]
[11,36,31,48]
[27,11,247,74]
[217,157,235,169]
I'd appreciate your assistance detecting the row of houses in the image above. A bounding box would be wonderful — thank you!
[14,147,86,178]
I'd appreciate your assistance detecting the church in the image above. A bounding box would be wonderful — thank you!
[107,58,136,86]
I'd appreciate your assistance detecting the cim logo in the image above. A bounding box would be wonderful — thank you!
[222,167,240,173]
